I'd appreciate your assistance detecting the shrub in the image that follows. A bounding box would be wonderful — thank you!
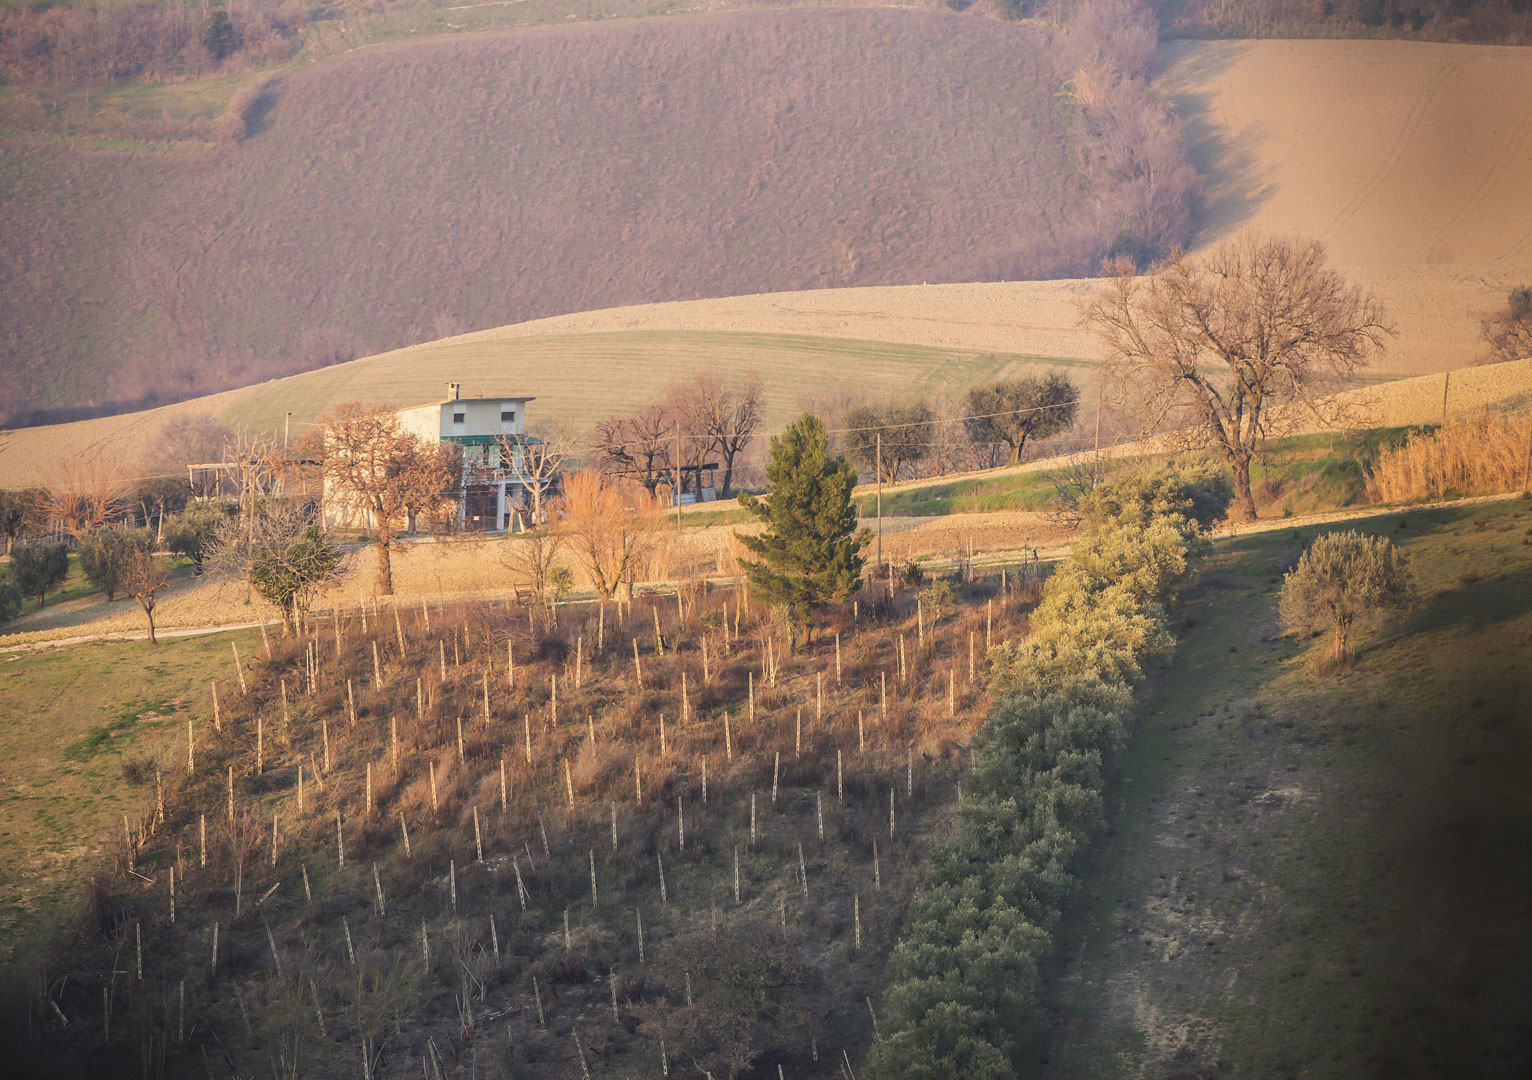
[200,12,237,61]
[866,465,1230,1080]
[1279,530,1413,666]
[165,503,233,573]
[250,524,343,632]
[220,77,274,144]
[0,581,21,624]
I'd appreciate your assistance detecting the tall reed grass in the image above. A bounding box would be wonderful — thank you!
[1365,412,1531,503]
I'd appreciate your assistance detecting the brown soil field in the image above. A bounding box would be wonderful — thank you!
[0,8,1104,423]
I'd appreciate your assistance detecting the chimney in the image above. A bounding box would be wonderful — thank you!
[447,382,461,401]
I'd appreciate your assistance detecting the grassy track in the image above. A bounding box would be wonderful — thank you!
[0,628,261,969]
[1041,497,1532,1078]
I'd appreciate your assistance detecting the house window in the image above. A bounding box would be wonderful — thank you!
[501,406,516,424]
[452,408,466,427]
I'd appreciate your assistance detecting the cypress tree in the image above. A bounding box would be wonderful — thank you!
[736,413,869,647]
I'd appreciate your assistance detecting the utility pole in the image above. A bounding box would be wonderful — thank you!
[1521,415,1532,495]
[875,430,883,569]
[1441,372,1451,426]
[675,426,683,533]
[284,412,291,450]
[1092,382,1104,491]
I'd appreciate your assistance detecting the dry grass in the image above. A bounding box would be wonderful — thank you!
[1366,411,1532,503]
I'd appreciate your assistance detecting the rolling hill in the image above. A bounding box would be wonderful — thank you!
[0,8,1110,424]
[5,35,1532,486]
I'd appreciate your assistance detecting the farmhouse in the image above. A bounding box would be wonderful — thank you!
[325,383,548,533]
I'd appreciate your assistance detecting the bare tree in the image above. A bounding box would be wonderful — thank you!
[499,529,566,610]
[46,452,131,537]
[311,403,461,595]
[841,399,933,484]
[558,469,658,600]
[595,403,674,494]
[137,410,233,474]
[121,546,170,645]
[1480,285,1532,365]
[673,374,762,497]
[1082,235,1392,520]
[500,433,565,527]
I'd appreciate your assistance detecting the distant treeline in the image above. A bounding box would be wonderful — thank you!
[5,0,1532,89]
[0,0,301,85]
[1162,0,1532,42]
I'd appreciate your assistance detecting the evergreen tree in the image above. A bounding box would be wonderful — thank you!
[736,413,869,646]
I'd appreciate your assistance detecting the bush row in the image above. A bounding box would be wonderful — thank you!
[866,463,1233,1079]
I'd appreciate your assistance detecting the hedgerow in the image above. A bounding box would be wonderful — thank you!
[866,463,1232,1079]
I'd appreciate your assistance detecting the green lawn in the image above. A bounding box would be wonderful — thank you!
[1040,497,1532,1078]
[853,427,1421,519]
[0,628,260,971]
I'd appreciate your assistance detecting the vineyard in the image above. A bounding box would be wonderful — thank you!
[23,564,1045,1078]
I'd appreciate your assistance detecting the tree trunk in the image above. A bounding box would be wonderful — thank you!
[1334,617,1351,666]
[140,601,157,645]
[1230,453,1258,521]
[376,511,395,595]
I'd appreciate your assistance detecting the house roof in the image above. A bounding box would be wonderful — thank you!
[441,396,536,405]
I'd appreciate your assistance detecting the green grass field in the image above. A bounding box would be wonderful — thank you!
[0,330,1093,487]
[1040,497,1532,1078]
[0,628,261,970]
[847,428,1416,520]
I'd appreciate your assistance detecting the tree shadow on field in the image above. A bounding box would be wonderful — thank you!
[1393,562,1532,642]
[1154,40,1277,245]
[245,79,282,139]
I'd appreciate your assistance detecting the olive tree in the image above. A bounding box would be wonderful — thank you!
[10,543,69,608]
[1280,530,1413,667]
[962,374,1079,464]
[1083,234,1392,521]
